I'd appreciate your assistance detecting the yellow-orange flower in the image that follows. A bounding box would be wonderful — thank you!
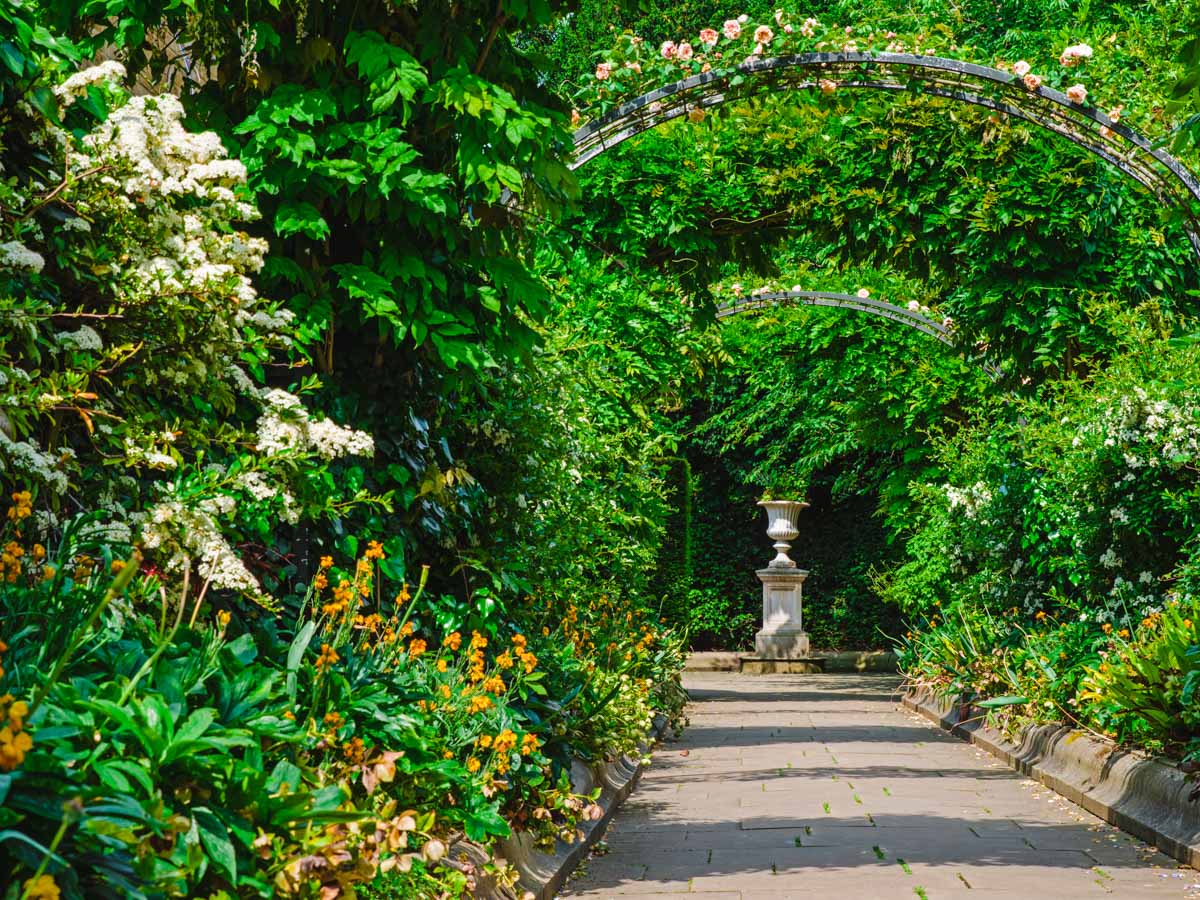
[468,695,493,714]
[493,729,518,754]
[400,622,414,638]
[319,555,333,569]
[443,631,462,651]
[397,583,412,604]
[408,639,427,659]
[0,726,32,771]
[437,659,448,673]
[467,756,481,773]
[364,540,385,560]
[217,610,231,628]
[521,733,539,756]
[315,643,340,671]
[22,874,60,900]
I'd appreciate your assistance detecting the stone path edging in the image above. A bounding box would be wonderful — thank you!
[903,687,1200,870]
[493,713,670,899]
[686,649,898,672]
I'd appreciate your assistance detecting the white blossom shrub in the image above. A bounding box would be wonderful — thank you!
[0,61,379,599]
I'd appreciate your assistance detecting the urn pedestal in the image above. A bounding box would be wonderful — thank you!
[755,565,811,658]
[741,499,822,672]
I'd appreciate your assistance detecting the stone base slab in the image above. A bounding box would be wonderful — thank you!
[903,687,1200,870]
[739,656,826,674]
[754,627,810,658]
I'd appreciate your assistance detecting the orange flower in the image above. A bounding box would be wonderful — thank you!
[319,555,333,569]
[21,874,59,900]
[408,639,427,659]
[1117,629,1130,639]
[315,643,340,671]
[217,610,231,627]
[437,659,448,673]
[470,631,488,650]
[495,651,514,670]
[1101,623,1113,634]
[313,572,328,591]
[364,540,385,560]
[443,631,462,651]
[521,733,540,756]
[493,729,518,754]
[397,583,412,604]
[467,756,481,773]
[400,622,415,638]
[468,695,493,714]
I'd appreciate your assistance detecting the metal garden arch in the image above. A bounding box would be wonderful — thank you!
[714,289,1002,379]
[571,52,1200,258]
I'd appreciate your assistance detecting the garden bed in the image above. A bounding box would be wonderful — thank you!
[903,688,1200,869]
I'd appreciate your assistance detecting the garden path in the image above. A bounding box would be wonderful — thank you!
[561,673,1199,900]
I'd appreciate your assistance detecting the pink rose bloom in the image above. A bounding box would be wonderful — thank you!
[677,42,694,60]
[774,8,784,24]
[1099,125,1113,138]
[844,25,853,34]
[699,27,719,47]
[1065,83,1087,103]
[723,19,741,40]
[819,78,837,94]
[595,62,612,80]
[625,60,642,73]
[1023,72,1042,90]
[701,61,711,72]
[738,14,748,23]
[1108,105,1123,122]
[784,24,793,33]
[687,107,706,123]
[800,17,818,37]
[755,25,774,44]
[661,40,677,59]
[856,288,870,299]
[1060,43,1093,66]
[885,31,896,39]
[1012,60,1030,77]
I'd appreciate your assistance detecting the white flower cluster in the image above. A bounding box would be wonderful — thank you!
[53,60,126,107]
[0,431,72,492]
[1091,386,1200,471]
[256,389,375,460]
[55,326,104,351]
[0,240,46,273]
[141,491,267,601]
[945,481,992,518]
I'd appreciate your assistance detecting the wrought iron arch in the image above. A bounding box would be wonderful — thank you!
[572,52,1200,258]
[716,289,1002,379]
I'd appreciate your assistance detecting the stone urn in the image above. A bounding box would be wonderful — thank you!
[757,499,809,568]
[754,499,811,658]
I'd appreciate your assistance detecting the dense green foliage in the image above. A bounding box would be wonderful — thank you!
[5,0,1200,895]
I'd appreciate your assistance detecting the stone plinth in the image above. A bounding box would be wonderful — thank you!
[754,566,810,659]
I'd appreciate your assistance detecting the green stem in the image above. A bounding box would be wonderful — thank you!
[29,555,138,719]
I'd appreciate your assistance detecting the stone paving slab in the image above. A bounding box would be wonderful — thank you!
[560,673,1200,900]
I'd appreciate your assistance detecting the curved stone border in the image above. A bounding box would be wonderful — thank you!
[903,687,1200,869]
[491,713,671,899]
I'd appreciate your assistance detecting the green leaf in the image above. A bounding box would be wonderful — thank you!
[194,807,238,883]
[275,201,330,239]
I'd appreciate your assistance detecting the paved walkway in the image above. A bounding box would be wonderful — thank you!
[562,673,1199,899]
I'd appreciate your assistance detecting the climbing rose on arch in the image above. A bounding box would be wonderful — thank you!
[754,25,774,44]
[595,62,612,80]
[723,19,741,40]
[1066,83,1088,104]
[699,28,718,46]
[661,40,677,59]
